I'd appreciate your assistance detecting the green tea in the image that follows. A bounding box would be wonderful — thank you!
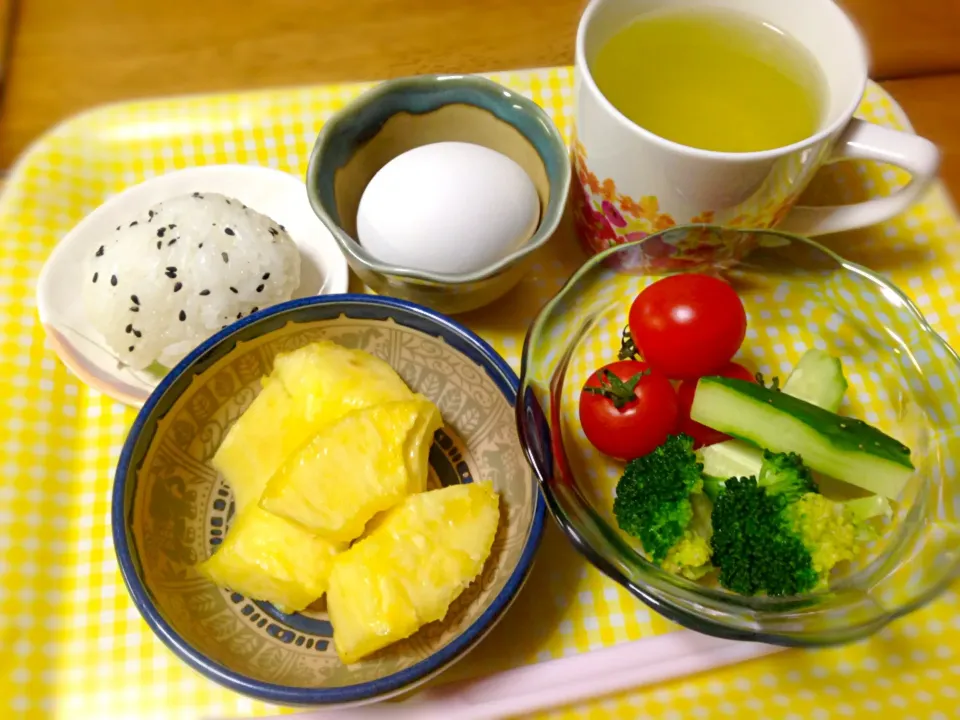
[590,9,826,152]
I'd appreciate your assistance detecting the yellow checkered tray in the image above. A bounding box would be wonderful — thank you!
[2,67,959,718]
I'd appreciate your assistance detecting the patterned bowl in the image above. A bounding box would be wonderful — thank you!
[517,225,960,646]
[305,74,571,315]
[112,294,545,705]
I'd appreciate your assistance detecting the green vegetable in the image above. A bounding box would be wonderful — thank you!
[700,349,848,482]
[613,434,712,577]
[691,376,914,500]
[701,441,763,486]
[661,493,714,580]
[781,348,848,412]
[709,451,889,596]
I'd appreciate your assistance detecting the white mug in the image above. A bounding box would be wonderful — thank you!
[572,0,941,262]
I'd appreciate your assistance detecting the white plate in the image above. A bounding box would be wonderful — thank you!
[37,164,349,407]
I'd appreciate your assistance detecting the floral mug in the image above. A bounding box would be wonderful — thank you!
[573,0,941,267]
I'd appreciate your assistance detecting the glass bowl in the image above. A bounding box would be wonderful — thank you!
[516,225,960,646]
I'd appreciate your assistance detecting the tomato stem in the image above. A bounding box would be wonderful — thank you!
[618,326,640,361]
[585,369,650,409]
[755,372,781,391]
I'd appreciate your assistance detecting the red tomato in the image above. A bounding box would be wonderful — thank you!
[579,360,679,460]
[628,274,747,380]
[677,362,756,448]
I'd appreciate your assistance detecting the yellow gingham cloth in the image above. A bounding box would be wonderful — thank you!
[2,68,960,719]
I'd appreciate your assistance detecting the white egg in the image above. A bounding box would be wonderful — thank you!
[356,141,540,275]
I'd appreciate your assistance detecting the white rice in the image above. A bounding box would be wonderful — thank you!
[83,192,300,371]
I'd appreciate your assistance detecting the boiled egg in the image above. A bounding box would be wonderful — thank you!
[356,141,540,275]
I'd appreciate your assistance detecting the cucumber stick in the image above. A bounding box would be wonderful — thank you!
[781,349,848,412]
[691,376,914,500]
[699,349,848,480]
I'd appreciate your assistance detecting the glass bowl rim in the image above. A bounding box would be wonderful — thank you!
[516,224,960,645]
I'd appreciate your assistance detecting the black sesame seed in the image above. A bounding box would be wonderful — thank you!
[129,221,138,227]
[148,210,155,218]
[92,272,98,284]
[251,306,258,313]
[221,252,229,263]
[198,243,204,249]
[229,287,238,294]
[130,306,139,312]
[128,346,135,352]
[133,329,142,338]
[110,275,118,286]
[125,324,133,334]
[199,289,210,296]
[179,310,186,322]
[95,245,104,257]
[157,227,166,238]
[262,272,270,280]
[224,227,235,236]
[131,295,139,305]
[157,241,162,250]
[225,199,231,205]
[256,284,264,293]
[279,224,286,231]
[236,312,243,319]
[167,238,177,246]
[116,225,121,231]
[168,224,176,230]
[173,282,182,292]
[268,227,278,237]
[192,191,203,199]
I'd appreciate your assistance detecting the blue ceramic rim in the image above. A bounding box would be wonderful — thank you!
[305,73,572,285]
[111,293,547,705]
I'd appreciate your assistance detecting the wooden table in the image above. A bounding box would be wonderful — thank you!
[1,0,959,194]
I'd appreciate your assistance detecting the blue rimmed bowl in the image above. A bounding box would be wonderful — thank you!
[306,74,571,315]
[112,294,545,705]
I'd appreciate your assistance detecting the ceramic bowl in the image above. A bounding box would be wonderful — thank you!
[517,225,960,646]
[37,164,350,407]
[306,74,571,315]
[113,294,545,704]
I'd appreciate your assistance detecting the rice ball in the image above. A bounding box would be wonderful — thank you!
[84,192,301,371]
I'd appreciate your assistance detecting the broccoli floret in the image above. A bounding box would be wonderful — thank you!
[710,451,886,596]
[757,451,818,500]
[661,493,714,579]
[613,434,705,566]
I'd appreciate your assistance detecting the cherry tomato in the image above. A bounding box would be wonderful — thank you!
[579,360,679,460]
[628,274,747,380]
[677,362,756,448]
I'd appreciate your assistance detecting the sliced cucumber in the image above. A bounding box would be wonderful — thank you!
[691,377,914,500]
[699,442,762,482]
[782,349,848,413]
[699,349,847,481]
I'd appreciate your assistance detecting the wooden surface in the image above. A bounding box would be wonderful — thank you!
[0,0,959,197]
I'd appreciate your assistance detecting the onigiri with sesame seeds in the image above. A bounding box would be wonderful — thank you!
[84,192,300,371]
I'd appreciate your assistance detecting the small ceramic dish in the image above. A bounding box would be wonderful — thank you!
[112,293,545,705]
[37,164,349,407]
[306,74,571,315]
[517,225,960,646]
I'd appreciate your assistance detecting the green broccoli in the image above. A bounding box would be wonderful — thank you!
[661,493,714,580]
[709,450,890,596]
[613,434,712,577]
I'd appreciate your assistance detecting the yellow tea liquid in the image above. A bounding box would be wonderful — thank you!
[590,9,827,152]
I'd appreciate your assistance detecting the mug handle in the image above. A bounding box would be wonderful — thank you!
[776,119,941,236]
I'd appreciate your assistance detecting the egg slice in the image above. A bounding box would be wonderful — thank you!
[356,141,540,275]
